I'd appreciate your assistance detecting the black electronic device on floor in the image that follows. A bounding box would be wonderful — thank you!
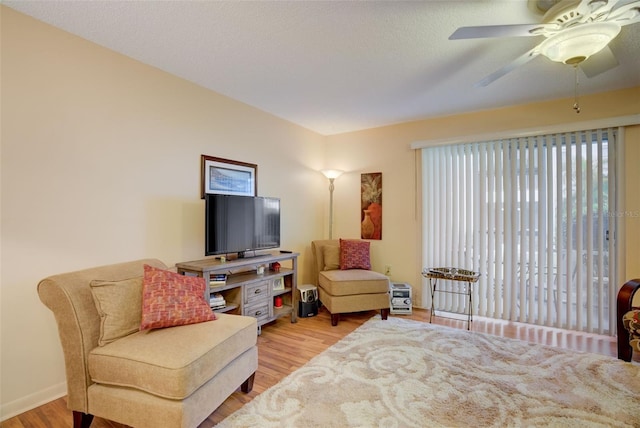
[298,284,319,317]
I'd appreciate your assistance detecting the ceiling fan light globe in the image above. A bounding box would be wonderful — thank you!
[538,21,621,64]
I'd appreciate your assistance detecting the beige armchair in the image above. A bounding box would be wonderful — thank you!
[311,239,390,326]
[38,259,258,428]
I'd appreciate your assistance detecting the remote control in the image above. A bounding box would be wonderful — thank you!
[279,250,292,253]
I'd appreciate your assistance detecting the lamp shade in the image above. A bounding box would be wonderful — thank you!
[538,22,621,65]
[321,169,344,179]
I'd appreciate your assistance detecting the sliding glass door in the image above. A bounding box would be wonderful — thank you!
[421,128,618,334]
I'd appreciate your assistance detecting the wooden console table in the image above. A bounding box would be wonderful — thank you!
[176,252,299,333]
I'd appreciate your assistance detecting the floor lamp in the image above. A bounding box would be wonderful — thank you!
[321,169,344,239]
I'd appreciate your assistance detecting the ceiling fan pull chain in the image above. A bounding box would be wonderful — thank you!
[573,65,581,114]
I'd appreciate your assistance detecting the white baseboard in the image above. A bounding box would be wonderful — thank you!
[0,381,67,422]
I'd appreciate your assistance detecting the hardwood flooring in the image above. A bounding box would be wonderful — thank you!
[2,307,626,428]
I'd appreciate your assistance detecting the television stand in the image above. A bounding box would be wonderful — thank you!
[176,252,299,333]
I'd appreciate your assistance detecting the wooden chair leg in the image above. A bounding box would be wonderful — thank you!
[331,313,340,326]
[73,411,94,428]
[241,372,255,393]
[381,308,390,320]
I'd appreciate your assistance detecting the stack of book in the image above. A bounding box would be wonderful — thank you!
[209,293,226,310]
[210,274,227,287]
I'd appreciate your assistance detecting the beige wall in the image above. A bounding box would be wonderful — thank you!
[1,7,326,417]
[624,125,640,279]
[2,5,639,420]
[325,89,640,307]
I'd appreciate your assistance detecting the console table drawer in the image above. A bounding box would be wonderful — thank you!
[245,280,270,305]
[245,301,270,323]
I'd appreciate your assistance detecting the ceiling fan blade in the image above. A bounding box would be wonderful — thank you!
[449,23,555,40]
[590,0,623,15]
[607,0,640,25]
[575,0,604,22]
[619,12,640,24]
[475,48,540,87]
[580,46,619,77]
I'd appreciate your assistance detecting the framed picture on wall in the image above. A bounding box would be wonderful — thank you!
[361,172,382,240]
[201,155,257,199]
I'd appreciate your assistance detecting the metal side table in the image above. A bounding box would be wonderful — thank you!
[422,267,480,330]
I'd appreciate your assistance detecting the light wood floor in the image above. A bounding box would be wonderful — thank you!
[2,307,626,428]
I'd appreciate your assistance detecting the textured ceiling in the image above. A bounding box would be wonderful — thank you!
[5,0,640,135]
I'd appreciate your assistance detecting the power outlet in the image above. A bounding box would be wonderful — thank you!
[384,265,391,276]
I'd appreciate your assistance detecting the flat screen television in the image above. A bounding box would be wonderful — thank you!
[205,194,280,258]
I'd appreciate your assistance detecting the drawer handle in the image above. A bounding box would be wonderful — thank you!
[254,289,262,294]
[255,310,262,316]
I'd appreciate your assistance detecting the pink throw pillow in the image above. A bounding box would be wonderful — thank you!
[140,264,216,331]
[339,239,371,270]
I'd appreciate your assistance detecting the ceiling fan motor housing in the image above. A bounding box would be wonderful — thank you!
[543,0,586,24]
[539,0,608,24]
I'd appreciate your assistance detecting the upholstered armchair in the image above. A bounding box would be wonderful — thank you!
[311,239,390,326]
[617,278,640,362]
[38,259,258,428]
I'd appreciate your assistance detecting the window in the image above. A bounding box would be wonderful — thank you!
[421,128,618,334]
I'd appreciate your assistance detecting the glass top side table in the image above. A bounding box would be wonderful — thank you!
[422,267,481,330]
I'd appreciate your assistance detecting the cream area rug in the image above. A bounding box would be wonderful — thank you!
[216,316,640,428]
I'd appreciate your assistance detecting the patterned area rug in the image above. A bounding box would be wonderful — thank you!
[216,316,640,427]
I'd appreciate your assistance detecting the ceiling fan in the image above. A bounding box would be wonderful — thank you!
[450,0,640,87]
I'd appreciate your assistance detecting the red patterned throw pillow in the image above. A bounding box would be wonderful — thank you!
[339,239,371,270]
[140,264,216,331]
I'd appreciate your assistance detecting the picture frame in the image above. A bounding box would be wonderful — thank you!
[361,172,382,240]
[272,277,285,291]
[201,155,257,199]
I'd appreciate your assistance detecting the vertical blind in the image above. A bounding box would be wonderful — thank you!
[421,128,617,334]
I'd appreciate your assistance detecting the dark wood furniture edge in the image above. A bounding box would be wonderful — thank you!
[617,279,640,361]
[72,411,94,428]
[331,313,340,326]
[241,372,256,393]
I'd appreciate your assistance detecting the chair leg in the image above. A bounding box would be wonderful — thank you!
[73,411,94,428]
[241,372,255,393]
[331,313,340,326]
[381,308,389,320]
